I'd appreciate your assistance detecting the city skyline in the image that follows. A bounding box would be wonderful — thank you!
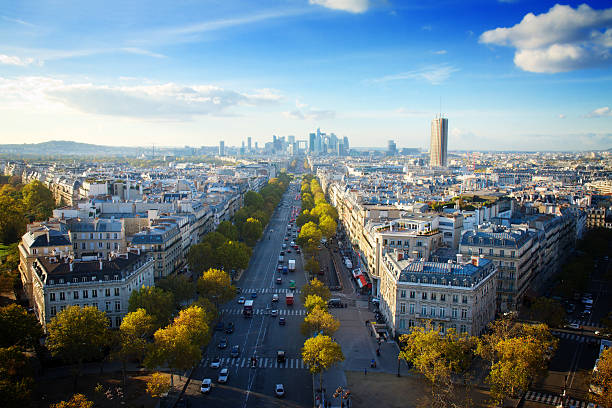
[0,0,611,151]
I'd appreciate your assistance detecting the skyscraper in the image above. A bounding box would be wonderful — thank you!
[247,137,252,152]
[309,133,316,153]
[387,140,397,156]
[430,117,448,167]
[219,140,225,156]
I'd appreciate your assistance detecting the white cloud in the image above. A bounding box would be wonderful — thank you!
[422,25,432,31]
[309,0,369,13]
[586,106,612,117]
[480,4,612,73]
[121,48,166,59]
[372,64,459,85]
[433,50,447,55]
[558,114,566,119]
[283,100,335,120]
[0,54,41,67]
[0,76,282,120]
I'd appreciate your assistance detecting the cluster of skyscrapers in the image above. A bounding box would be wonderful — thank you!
[309,128,349,156]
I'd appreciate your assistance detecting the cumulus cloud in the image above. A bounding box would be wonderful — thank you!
[586,106,612,117]
[309,0,369,13]
[0,76,282,119]
[372,64,459,85]
[480,4,612,73]
[283,101,335,120]
[0,54,41,67]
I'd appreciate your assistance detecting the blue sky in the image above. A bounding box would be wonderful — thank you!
[0,0,610,151]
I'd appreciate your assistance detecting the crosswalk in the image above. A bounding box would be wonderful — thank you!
[551,331,600,344]
[523,391,600,407]
[221,308,307,316]
[240,288,302,294]
[203,356,308,370]
[568,319,602,328]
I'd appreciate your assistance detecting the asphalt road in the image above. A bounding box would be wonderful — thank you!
[189,181,313,408]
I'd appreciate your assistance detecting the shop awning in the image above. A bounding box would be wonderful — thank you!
[358,275,368,288]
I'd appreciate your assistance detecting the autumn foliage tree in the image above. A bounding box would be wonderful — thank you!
[301,306,340,337]
[591,347,612,407]
[301,278,331,303]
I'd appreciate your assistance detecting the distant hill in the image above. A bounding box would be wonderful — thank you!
[0,140,147,157]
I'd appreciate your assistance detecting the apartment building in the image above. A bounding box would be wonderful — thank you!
[459,226,539,312]
[380,251,497,337]
[586,207,608,229]
[130,222,181,279]
[29,251,154,329]
[66,218,126,259]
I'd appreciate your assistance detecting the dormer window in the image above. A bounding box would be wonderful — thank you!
[73,278,78,283]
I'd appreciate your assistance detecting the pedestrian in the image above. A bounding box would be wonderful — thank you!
[364,367,367,376]
[365,319,368,326]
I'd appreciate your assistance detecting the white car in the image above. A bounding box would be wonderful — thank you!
[275,383,285,397]
[237,296,246,304]
[218,367,229,383]
[210,357,221,369]
[201,378,212,393]
[272,294,279,302]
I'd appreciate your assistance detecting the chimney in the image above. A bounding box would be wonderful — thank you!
[397,251,403,261]
[456,254,463,264]
[99,259,103,270]
[69,262,73,272]
[471,255,479,266]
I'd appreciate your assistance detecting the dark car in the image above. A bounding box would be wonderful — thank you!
[276,277,282,284]
[218,338,228,349]
[214,321,224,331]
[225,322,235,334]
[230,345,240,358]
[279,317,286,326]
[251,291,257,298]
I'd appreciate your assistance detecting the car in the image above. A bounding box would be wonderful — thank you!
[237,296,246,304]
[201,378,212,393]
[285,237,288,241]
[280,250,285,255]
[277,350,286,363]
[287,249,291,253]
[251,291,257,298]
[279,317,286,325]
[218,338,228,349]
[225,322,235,334]
[210,356,221,369]
[272,294,279,302]
[214,321,224,331]
[296,248,301,254]
[270,309,278,317]
[277,265,283,272]
[276,277,282,285]
[566,323,580,330]
[230,345,240,358]
[218,368,229,383]
[275,384,285,397]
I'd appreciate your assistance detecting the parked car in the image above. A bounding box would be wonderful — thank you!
[251,291,257,298]
[230,345,240,358]
[210,357,221,369]
[218,368,229,383]
[275,384,285,397]
[201,378,212,393]
[225,322,235,334]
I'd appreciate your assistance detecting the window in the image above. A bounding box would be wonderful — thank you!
[114,233,118,239]
[431,292,436,301]
[60,305,66,312]
[115,317,122,327]
[81,243,86,250]
[460,325,466,334]
[430,307,436,317]
[400,290,406,298]
[500,250,504,257]
[83,290,88,299]
[421,306,427,315]
[440,294,446,302]
[409,291,415,299]
[422,292,427,300]
[59,292,65,301]
[400,303,406,314]
[50,293,56,301]
[399,319,406,329]
[461,309,468,319]
[115,301,121,312]
[73,291,79,300]
[511,251,515,257]
[489,248,493,255]
[439,308,445,317]
[408,320,415,328]
[105,289,111,297]
[50,306,57,316]
[98,242,103,248]
[452,295,458,303]
[105,301,111,311]
[439,322,445,333]
[107,242,111,249]
[462,295,468,304]
[114,243,119,250]
[452,308,458,318]
[92,289,97,298]
[478,248,483,255]
[114,288,120,296]
[90,233,93,239]
[409,303,415,314]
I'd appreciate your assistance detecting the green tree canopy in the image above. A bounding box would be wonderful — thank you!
[21,180,55,222]
[197,268,235,308]
[156,274,196,307]
[241,217,263,247]
[128,286,175,330]
[301,334,344,392]
[298,221,322,253]
[244,191,264,211]
[217,220,239,241]
[202,231,229,250]
[319,215,337,240]
[217,240,251,272]
[0,304,43,350]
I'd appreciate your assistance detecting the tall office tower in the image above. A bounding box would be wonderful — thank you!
[430,116,448,167]
[247,137,252,152]
[309,133,316,153]
[288,135,295,144]
[387,140,397,156]
[343,136,349,155]
[219,140,225,156]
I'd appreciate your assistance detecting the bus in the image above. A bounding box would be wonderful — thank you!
[286,293,294,305]
[243,300,254,317]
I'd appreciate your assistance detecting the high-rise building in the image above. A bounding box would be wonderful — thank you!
[430,117,448,167]
[309,133,316,153]
[387,140,397,156]
[343,136,349,155]
[247,137,252,152]
[219,140,225,156]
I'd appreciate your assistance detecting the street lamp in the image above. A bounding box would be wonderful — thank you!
[333,386,351,408]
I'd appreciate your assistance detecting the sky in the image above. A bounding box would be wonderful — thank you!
[0,0,611,151]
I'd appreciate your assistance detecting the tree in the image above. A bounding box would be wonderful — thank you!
[116,309,155,387]
[187,242,215,274]
[304,257,320,277]
[297,210,317,228]
[301,278,331,303]
[302,334,344,395]
[301,307,340,337]
[21,180,55,222]
[171,305,211,348]
[128,286,175,330]
[241,217,263,247]
[304,294,327,313]
[217,240,251,272]
[319,215,337,240]
[528,297,566,327]
[0,193,25,244]
[244,191,264,211]
[156,274,196,307]
[0,346,33,408]
[197,268,235,308]
[591,347,612,407]
[0,304,43,350]
[217,220,239,241]
[298,221,322,253]
[202,231,228,250]
[51,394,94,408]
[146,372,171,399]
[46,306,109,390]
